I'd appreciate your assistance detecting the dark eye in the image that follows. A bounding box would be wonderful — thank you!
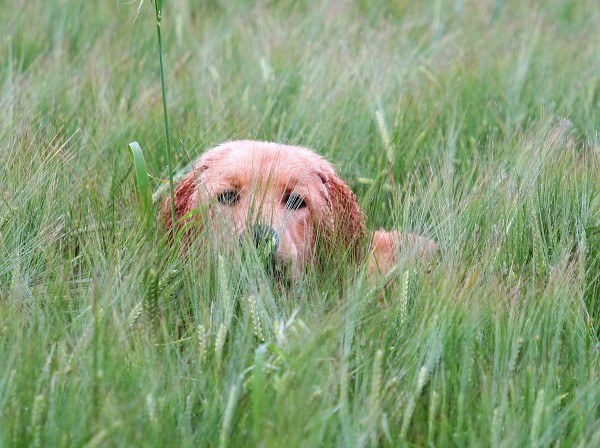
[216,190,240,206]
[284,192,306,210]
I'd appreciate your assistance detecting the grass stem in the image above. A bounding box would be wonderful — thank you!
[153,1,176,234]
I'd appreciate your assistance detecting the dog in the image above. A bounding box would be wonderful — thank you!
[162,140,435,281]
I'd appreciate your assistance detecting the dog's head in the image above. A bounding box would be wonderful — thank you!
[162,141,366,276]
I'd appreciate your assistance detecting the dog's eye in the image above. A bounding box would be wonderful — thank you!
[284,193,306,210]
[216,190,240,206]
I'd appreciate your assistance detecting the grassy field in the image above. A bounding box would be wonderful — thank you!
[1,0,599,446]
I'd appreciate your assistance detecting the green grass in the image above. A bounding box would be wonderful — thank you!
[1,0,599,446]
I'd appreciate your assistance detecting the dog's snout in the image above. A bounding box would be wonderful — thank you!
[251,225,280,257]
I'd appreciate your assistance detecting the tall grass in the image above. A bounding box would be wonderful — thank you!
[0,0,599,446]
[151,0,176,233]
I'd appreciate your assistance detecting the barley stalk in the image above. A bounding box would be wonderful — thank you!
[219,384,239,448]
[197,324,207,364]
[375,109,398,196]
[400,395,416,439]
[428,391,439,446]
[416,365,430,394]
[215,323,227,372]
[399,270,410,324]
[30,393,45,448]
[128,302,143,329]
[218,255,234,328]
[146,392,156,423]
[144,268,160,325]
[491,406,502,448]
[375,110,392,164]
[530,389,545,446]
[508,337,524,373]
[367,349,384,444]
[246,295,266,341]
[401,365,430,438]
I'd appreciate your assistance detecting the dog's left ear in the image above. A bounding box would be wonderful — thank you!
[318,169,366,259]
[162,170,198,235]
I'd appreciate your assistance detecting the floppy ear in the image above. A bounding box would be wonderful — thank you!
[320,170,366,260]
[162,170,199,235]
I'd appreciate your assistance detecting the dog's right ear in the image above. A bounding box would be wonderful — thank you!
[162,170,199,235]
[316,167,367,261]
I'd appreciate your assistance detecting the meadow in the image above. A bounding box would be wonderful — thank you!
[0,0,599,446]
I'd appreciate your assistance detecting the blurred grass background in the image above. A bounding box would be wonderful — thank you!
[0,0,599,446]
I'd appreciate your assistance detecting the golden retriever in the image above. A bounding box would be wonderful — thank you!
[162,140,435,280]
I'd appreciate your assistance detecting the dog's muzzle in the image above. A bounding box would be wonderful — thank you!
[240,225,289,285]
[245,224,280,261]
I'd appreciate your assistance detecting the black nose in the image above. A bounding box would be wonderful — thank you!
[250,225,279,258]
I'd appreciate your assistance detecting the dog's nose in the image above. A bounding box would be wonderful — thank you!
[250,225,280,259]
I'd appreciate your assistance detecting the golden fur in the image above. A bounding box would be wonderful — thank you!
[162,140,434,278]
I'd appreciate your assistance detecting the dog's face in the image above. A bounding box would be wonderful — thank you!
[163,141,366,277]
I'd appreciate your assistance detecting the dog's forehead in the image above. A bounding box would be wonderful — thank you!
[197,141,333,187]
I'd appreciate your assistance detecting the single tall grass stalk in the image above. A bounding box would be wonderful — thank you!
[153,0,176,232]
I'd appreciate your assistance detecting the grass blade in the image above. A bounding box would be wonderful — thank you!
[127,141,153,228]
